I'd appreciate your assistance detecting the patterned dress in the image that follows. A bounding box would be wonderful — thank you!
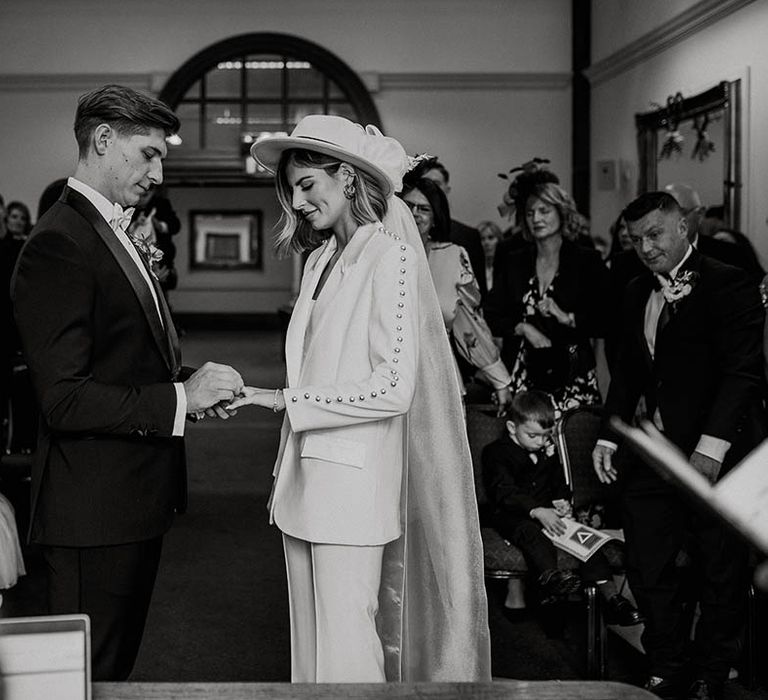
[509,273,601,414]
[427,241,510,390]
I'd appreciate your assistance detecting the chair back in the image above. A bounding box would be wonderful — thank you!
[465,404,507,507]
[555,405,617,508]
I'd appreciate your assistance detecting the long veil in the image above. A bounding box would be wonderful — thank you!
[377,196,492,681]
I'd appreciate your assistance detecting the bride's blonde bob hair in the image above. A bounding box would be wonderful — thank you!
[273,148,388,256]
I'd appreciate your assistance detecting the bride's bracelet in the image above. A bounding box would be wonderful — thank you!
[272,388,282,413]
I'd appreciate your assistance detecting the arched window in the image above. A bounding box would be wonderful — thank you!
[159,33,380,184]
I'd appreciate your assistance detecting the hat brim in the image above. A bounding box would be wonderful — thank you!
[250,136,393,198]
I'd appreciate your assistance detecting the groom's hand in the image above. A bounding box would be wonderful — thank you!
[184,362,244,413]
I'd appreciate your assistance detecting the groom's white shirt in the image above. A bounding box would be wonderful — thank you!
[67,177,186,436]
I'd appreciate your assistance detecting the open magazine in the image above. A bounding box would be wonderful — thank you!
[543,519,624,562]
[610,417,768,556]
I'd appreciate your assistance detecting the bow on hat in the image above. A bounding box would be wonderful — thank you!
[361,125,409,195]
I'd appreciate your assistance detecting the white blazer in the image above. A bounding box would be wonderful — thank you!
[270,223,420,545]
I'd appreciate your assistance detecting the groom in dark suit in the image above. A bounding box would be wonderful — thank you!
[591,192,765,700]
[12,85,244,681]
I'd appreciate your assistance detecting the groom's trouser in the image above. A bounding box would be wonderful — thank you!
[283,533,386,682]
[42,537,163,681]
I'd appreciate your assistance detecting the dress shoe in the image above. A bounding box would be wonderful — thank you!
[644,675,684,699]
[687,679,722,700]
[603,593,645,626]
[538,568,582,601]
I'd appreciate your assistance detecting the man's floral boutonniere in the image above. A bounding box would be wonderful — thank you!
[661,270,699,309]
[128,229,164,276]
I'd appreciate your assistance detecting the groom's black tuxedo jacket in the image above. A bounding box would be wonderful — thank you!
[11,187,187,546]
[602,248,766,470]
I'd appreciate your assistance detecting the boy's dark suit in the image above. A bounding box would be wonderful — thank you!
[482,433,610,582]
[601,249,766,687]
[11,186,188,680]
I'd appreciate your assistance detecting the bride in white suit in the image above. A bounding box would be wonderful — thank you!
[229,115,490,683]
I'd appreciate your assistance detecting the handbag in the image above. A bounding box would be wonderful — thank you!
[524,344,578,393]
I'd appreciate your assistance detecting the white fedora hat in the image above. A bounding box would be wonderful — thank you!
[250,115,402,197]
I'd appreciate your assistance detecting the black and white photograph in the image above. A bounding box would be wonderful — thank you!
[1,2,767,699]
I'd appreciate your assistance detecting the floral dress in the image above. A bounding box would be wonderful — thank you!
[509,273,600,414]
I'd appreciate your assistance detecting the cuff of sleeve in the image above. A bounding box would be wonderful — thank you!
[481,358,512,390]
[173,383,187,437]
[695,434,730,463]
[596,439,617,452]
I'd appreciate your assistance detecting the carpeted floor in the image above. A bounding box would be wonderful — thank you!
[3,329,767,697]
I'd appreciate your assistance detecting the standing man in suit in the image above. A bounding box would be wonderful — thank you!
[605,183,762,371]
[11,84,244,681]
[592,192,765,700]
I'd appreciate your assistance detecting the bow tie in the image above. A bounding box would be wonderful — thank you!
[651,273,673,291]
[109,203,135,233]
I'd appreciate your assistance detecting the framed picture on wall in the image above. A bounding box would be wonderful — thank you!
[190,210,263,270]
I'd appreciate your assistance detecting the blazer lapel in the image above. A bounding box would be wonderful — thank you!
[285,238,335,387]
[655,249,702,349]
[302,225,379,366]
[61,187,176,374]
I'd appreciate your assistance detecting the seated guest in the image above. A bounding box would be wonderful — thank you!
[401,178,511,409]
[482,390,642,623]
[486,182,608,413]
[477,220,501,293]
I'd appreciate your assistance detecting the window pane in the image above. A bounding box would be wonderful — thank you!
[207,62,242,99]
[206,103,243,151]
[329,81,347,99]
[288,63,323,98]
[327,103,356,120]
[182,80,201,100]
[174,103,201,150]
[287,103,323,130]
[246,54,283,98]
[244,103,285,134]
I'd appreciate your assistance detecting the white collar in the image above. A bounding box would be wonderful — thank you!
[656,244,693,285]
[67,177,115,225]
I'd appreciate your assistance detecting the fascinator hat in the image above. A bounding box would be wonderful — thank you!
[250,115,409,197]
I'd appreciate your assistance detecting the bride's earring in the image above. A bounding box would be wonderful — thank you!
[343,180,356,199]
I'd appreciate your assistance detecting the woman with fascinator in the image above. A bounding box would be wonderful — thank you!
[486,177,608,413]
[228,116,490,683]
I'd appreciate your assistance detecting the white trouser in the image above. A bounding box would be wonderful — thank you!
[282,533,386,682]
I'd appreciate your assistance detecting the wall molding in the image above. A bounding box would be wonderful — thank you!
[362,71,570,92]
[0,70,570,94]
[0,72,168,93]
[585,0,758,86]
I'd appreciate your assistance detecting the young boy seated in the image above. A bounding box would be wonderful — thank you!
[481,390,643,625]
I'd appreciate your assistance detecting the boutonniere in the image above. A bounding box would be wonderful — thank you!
[128,230,164,274]
[662,270,699,308]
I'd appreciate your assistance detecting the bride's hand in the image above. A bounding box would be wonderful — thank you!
[226,387,282,411]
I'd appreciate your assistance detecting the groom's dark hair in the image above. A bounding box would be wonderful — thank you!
[622,191,682,224]
[74,84,179,159]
